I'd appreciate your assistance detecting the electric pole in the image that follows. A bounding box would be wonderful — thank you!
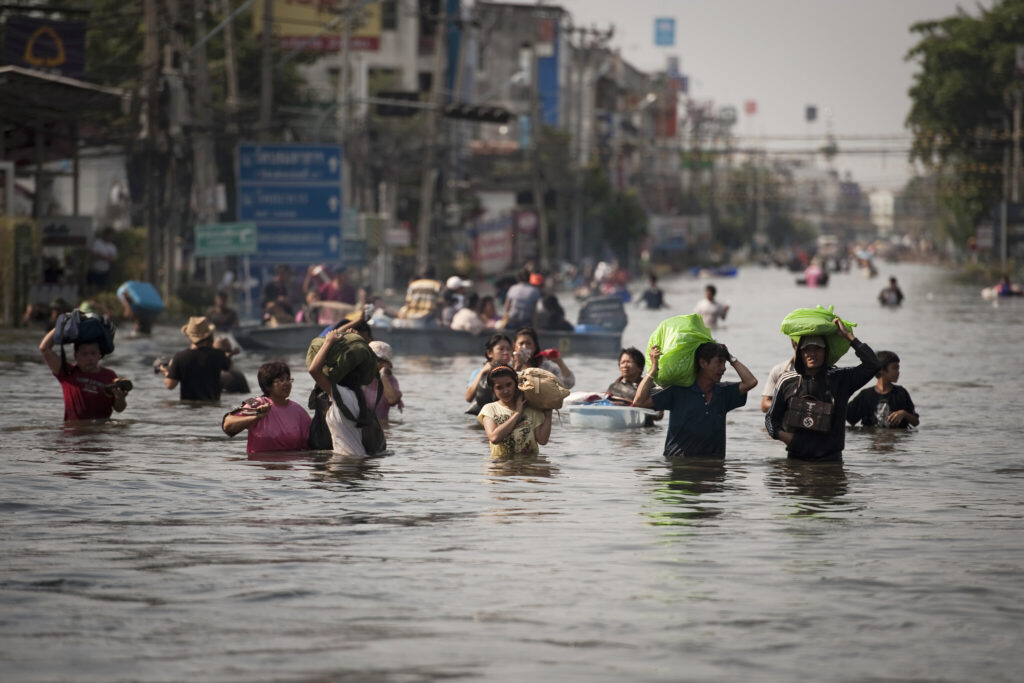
[259,0,273,136]
[143,0,160,286]
[415,7,447,274]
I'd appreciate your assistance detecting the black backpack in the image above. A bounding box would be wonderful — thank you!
[53,310,116,355]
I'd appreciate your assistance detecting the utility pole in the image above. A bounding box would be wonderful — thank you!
[566,24,613,265]
[194,0,218,282]
[222,0,240,136]
[259,0,273,136]
[415,7,447,274]
[143,0,160,286]
[528,43,549,270]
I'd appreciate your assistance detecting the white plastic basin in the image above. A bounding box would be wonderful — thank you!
[567,404,653,429]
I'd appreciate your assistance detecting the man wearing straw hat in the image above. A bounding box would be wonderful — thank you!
[159,316,231,401]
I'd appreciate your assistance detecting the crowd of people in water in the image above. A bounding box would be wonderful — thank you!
[38,260,929,465]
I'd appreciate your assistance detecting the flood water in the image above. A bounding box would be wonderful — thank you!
[2,263,1022,682]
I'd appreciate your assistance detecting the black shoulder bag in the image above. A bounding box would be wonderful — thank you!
[783,376,834,433]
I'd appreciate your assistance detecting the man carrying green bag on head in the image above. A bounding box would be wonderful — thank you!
[765,306,880,462]
[633,314,759,458]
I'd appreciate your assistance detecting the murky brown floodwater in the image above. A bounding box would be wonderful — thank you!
[2,262,1022,681]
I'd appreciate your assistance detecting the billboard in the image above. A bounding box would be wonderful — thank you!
[4,16,85,79]
[253,0,382,52]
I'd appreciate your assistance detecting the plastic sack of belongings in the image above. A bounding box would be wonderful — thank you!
[645,313,715,387]
[779,304,857,366]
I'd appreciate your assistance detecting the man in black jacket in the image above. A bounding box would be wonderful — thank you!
[765,318,879,461]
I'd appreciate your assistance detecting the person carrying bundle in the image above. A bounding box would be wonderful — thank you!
[765,306,880,461]
[632,314,757,458]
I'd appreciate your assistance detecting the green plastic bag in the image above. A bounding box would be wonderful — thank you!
[645,313,716,387]
[779,304,856,366]
[305,332,378,387]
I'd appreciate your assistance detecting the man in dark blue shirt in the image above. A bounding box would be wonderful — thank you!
[633,342,758,458]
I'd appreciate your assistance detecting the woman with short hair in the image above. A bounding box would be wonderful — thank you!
[222,361,311,454]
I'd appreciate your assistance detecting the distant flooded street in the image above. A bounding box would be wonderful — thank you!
[2,263,1023,681]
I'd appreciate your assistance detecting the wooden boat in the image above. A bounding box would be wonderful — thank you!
[231,322,624,357]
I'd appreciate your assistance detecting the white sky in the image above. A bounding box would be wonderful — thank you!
[543,0,972,190]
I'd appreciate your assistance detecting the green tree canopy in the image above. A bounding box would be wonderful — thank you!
[905,0,1024,245]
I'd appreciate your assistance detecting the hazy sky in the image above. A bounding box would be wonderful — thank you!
[548,0,972,190]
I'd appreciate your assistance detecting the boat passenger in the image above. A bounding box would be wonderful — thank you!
[39,326,128,421]
[261,265,295,325]
[221,361,312,454]
[477,296,501,327]
[465,333,514,415]
[396,268,443,327]
[501,270,541,330]
[206,292,239,330]
[442,275,473,325]
[451,293,488,334]
[363,341,403,422]
[318,266,356,306]
[765,320,880,461]
[633,342,757,458]
[535,294,574,332]
[512,326,575,389]
[478,364,553,457]
[307,327,369,456]
[606,347,663,425]
[847,350,919,429]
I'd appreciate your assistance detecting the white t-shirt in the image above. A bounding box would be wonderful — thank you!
[326,385,367,456]
[90,238,118,273]
[450,306,486,334]
[762,358,795,398]
[694,298,727,329]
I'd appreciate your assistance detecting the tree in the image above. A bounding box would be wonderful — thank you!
[905,1,1024,247]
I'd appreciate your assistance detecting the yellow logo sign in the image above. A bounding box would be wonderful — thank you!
[23,25,66,67]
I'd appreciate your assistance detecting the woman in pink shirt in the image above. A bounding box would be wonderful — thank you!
[222,361,311,454]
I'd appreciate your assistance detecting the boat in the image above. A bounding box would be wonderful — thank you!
[233,295,628,357]
[231,322,623,356]
[689,265,739,278]
[566,403,657,429]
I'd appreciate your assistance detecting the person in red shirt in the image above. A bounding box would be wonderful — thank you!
[317,266,356,305]
[39,327,128,421]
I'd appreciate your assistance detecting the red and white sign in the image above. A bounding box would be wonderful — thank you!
[744,100,757,115]
[472,212,514,274]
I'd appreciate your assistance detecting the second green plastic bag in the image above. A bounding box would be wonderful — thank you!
[645,313,716,387]
[779,304,856,366]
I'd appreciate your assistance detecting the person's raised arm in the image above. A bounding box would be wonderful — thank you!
[725,351,757,395]
[308,329,342,396]
[535,409,553,445]
[465,362,492,402]
[631,345,660,409]
[39,328,63,375]
[835,317,880,388]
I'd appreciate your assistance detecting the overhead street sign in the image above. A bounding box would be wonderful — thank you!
[236,143,349,266]
[238,144,341,183]
[238,186,342,222]
[195,221,258,257]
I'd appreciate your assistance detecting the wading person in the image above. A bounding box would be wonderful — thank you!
[159,317,231,401]
[39,327,128,421]
[846,350,919,429]
[478,364,552,457]
[765,319,880,461]
[606,346,663,426]
[633,342,757,458]
[307,328,369,456]
[465,333,514,416]
[221,362,311,454]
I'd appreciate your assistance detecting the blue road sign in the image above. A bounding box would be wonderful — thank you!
[236,142,349,266]
[238,144,342,183]
[238,186,342,222]
[654,17,675,47]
